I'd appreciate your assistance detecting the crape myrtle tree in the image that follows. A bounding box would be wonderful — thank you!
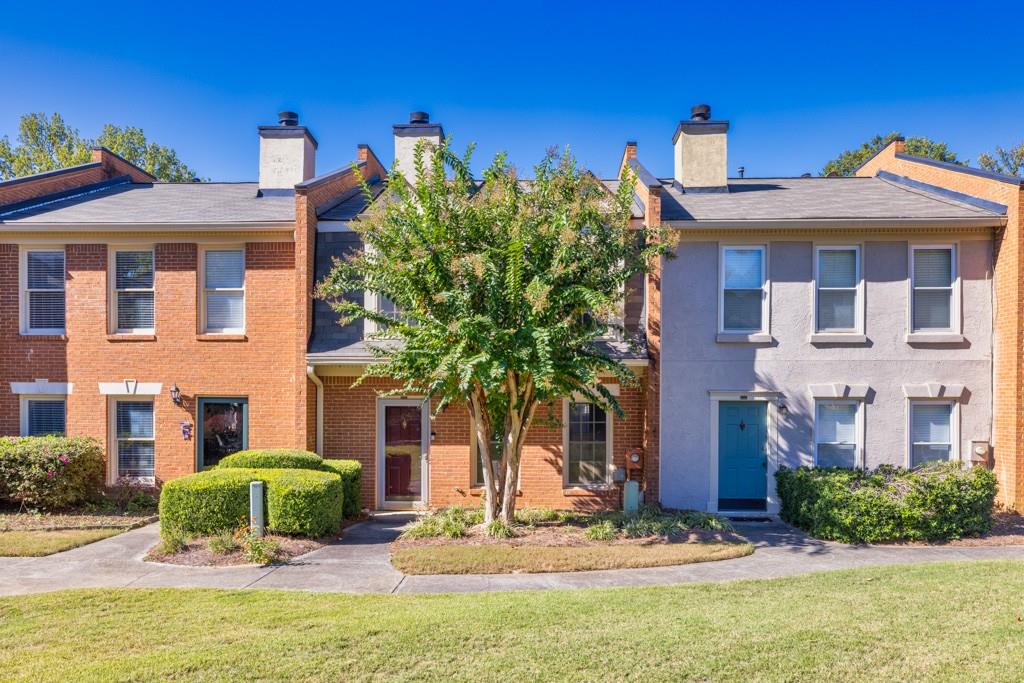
[317,141,669,527]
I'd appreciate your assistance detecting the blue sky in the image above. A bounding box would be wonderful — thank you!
[2,1,1022,181]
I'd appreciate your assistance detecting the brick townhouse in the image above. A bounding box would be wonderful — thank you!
[2,108,1023,513]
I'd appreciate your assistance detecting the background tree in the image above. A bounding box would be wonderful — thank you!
[822,132,962,176]
[978,143,1024,177]
[0,112,199,182]
[318,143,669,527]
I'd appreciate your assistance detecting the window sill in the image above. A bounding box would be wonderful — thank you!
[810,333,867,344]
[716,332,772,344]
[905,333,965,344]
[107,334,156,342]
[196,334,248,342]
[563,485,615,495]
[20,332,66,340]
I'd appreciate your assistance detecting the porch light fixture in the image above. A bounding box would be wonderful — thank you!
[170,384,182,405]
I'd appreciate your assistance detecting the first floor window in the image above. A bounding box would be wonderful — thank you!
[116,401,155,479]
[910,402,954,467]
[203,249,245,333]
[24,398,66,436]
[566,402,609,485]
[815,402,859,468]
[24,249,66,332]
[721,246,766,332]
[472,431,503,488]
[114,250,155,332]
[911,246,955,332]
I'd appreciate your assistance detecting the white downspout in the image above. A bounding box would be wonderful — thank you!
[306,365,324,456]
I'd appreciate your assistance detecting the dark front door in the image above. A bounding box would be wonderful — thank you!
[198,397,248,470]
[383,404,423,504]
[718,401,768,511]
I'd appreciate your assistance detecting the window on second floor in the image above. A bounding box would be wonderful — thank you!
[113,250,155,333]
[22,249,66,334]
[202,249,245,333]
[911,246,956,333]
[815,246,861,333]
[720,246,767,333]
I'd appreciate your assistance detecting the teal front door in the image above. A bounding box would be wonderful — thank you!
[718,401,767,511]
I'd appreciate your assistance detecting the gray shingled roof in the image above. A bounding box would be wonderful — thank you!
[318,181,386,222]
[0,180,295,224]
[659,176,1005,224]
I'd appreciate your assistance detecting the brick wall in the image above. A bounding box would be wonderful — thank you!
[859,142,1024,509]
[0,239,300,483]
[0,149,154,209]
[321,375,646,511]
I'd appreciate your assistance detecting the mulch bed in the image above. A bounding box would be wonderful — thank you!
[391,522,745,550]
[146,534,329,567]
[0,510,157,532]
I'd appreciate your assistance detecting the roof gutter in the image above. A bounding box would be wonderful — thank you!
[663,216,1005,230]
[0,221,296,232]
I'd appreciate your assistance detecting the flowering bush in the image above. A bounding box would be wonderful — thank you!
[0,436,105,511]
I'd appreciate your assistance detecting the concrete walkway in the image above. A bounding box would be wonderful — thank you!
[1,514,1023,597]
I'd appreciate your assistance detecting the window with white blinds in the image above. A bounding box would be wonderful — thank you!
[24,250,66,332]
[815,402,859,468]
[114,250,155,332]
[910,402,954,467]
[115,401,155,479]
[721,246,766,332]
[566,402,610,485]
[25,399,66,436]
[203,249,245,333]
[816,247,860,332]
[911,246,955,332]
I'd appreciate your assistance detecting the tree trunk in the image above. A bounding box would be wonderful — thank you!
[468,384,499,523]
[497,374,538,526]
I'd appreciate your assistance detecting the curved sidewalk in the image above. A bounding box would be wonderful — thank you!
[1,514,1022,597]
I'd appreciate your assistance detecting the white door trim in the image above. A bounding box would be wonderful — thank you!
[375,397,430,510]
[707,390,781,514]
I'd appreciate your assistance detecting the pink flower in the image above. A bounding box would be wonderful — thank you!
[58,455,69,464]
[46,470,55,478]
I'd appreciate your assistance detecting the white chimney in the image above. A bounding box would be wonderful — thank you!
[672,104,729,192]
[258,111,317,192]
[393,111,444,180]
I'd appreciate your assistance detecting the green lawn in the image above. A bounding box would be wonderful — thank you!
[1,561,1023,681]
[0,528,121,557]
[391,540,753,574]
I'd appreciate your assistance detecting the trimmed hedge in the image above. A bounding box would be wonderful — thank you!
[776,463,998,543]
[0,436,105,510]
[217,449,362,518]
[159,467,344,538]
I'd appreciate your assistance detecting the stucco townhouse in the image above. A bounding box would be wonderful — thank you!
[1,108,1022,514]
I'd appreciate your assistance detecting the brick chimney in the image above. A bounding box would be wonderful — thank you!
[258,111,317,192]
[672,104,729,192]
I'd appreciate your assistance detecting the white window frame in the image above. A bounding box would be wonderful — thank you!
[199,246,246,334]
[813,244,864,335]
[108,398,156,485]
[562,398,614,488]
[109,246,155,334]
[718,244,769,335]
[907,400,959,468]
[812,399,864,468]
[19,395,67,437]
[19,246,66,335]
[908,243,960,335]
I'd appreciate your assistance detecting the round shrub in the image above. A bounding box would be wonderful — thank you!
[0,436,105,510]
[776,463,997,543]
[159,467,345,538]
[217,449,324,471]
[216,449,362,518]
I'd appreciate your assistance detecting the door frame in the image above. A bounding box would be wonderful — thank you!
[376,397,431,510]
[196,396,249,471]
[708,390,781,514]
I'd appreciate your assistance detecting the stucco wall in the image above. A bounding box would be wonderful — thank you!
[659,235,994,511]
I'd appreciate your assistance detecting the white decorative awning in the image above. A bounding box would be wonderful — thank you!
[808,383,870,400]
[902,383,966,400]
[10,379,73,395]
[98,380,163,396]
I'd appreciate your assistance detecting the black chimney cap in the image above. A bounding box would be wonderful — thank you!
[278,111,299,126]
[409,111,430,124]
[690,104,711,121]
